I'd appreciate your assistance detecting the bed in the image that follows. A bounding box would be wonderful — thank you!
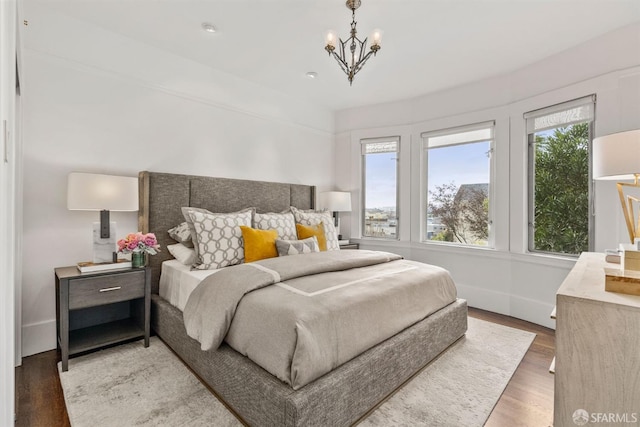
[138,171,468,426]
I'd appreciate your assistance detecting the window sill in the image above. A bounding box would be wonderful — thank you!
[411,241,506,260]
[352,238,405,248]
[510,251,578,269]
[353,238,579,269]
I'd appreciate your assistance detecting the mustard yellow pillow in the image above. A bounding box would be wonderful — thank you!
[240,226,278,263]
[296,223,327,251]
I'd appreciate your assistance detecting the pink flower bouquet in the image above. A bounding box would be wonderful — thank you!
[117,232,161,255]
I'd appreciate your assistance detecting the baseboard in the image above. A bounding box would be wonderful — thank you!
[508,296,556,330]
[22,319,56,357]
[458,283,556,330]
[456,283,511,316]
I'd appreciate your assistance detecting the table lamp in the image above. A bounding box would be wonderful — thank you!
[67,172,139,263]
[318,191,352,240]
[593,129,640,243]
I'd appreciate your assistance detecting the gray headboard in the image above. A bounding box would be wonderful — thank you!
[138,171,316,293]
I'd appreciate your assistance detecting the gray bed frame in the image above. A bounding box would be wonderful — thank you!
[138,171,468,426]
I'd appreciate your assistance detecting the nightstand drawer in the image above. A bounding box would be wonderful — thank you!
[69,271,145,310]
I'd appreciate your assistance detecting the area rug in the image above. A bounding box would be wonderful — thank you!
[58,317,535,427]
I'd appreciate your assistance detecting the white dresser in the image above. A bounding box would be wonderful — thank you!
[554,252,640,426]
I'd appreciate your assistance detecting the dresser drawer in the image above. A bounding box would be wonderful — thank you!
[69,271,145,310]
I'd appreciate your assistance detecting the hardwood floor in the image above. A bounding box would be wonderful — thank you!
[15,350,70,427]
[473,308,555,427]
[14,307,554,426]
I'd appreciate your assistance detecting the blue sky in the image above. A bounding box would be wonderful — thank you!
[428,141,491,193]
[365,142,491,209]
[364,152,397,209]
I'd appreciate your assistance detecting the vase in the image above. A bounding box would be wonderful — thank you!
[132,252,146,268]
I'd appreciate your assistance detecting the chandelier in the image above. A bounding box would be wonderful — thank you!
[324,0,381,85]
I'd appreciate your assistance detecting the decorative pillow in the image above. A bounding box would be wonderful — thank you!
[291,207,340,251]
[296,223,327,251]
[166,243,196,265]
[240,226,278,263]
[276,236,320,257]
[167,222,194,248]
[253,211,297,240]
[185,208,254,270]
[181,207,215,259]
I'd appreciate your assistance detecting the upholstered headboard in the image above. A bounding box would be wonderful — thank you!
[138,171,316,293]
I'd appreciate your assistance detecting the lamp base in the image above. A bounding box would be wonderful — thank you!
[92,221,116,263]
[617,177,640,243]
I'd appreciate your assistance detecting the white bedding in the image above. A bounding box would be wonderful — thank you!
[159,260,219,311]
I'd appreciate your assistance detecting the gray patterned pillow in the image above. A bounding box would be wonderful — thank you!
[290,207,340,251]
[185,208,254,270]
[276,237,320,257]
[167,221,194,248]
[181,207,215,259]
[254,211,297,240]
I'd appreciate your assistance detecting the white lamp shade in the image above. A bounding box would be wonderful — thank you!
[593,129,640,180]
[67,172,139,211]
[318,191,352,212]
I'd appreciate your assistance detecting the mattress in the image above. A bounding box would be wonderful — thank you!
[158,260,219,311]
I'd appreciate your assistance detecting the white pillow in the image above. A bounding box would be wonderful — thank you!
[167,243,196,265]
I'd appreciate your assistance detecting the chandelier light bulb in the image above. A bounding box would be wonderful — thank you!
[371,29,382,47]
[325,31,337,48]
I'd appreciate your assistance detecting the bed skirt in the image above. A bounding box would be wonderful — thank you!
[151,294,468,426]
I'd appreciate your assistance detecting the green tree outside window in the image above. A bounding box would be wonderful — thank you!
[532,123,589,255]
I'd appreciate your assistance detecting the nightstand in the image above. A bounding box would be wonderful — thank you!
[55,266,151,371]
[339,242,359,250]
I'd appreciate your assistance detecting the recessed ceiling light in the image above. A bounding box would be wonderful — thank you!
[306,72,318,79]
[201,23,217,33]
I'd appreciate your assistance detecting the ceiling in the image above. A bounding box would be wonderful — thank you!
[24,0,640,111]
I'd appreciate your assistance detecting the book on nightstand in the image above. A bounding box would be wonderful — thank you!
[77,259,132,273]
[605,254,621,264]
[605,248,621,264]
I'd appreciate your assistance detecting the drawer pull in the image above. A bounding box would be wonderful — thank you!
[99,286,122,293]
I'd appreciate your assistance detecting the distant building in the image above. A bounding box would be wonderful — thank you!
[455,183,488,203]
[364,208,397,237]
[426,215,447,239]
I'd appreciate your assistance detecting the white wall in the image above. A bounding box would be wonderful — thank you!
[335,23,640,329]
[0,0,18,421]
[20,6,335,356]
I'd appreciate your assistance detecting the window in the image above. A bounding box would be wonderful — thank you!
[525,95,595,255]
[362,137,399,239]
[422,122,494,246]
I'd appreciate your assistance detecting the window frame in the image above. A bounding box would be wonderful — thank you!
[525,95,596,256]
[361,136,401,240]
[420,121,496,248]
